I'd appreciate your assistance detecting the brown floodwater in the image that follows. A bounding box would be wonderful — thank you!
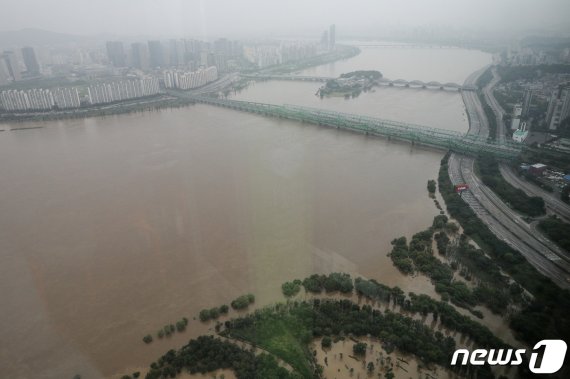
[0,45,511,379]
[0,105,445,378]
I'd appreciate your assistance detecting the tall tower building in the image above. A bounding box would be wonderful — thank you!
[0,59,10,86]
[546,84,570,130]
[0,51,21,82]
[21,46,40,75]
[148,40,164,68]
[131,43,149,70]
[328,24,336,51]
[168,39,186,67]
[106,41,126,67]
[522,89,533,118]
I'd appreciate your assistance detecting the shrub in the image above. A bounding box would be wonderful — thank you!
[199,309,212,322]
[175,320,186,332]
[282,280,302,297]
[427,179,437,193]
[352,342,367,356]
[231,294,255,310]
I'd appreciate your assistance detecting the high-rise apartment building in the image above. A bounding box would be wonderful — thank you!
[1,51,21,81]
[148,41,164,68]
[131,43,150,70]
[52,87,81,109]
[87,77,160,105]
[106,41,126,67]
[163,67,218,90]
[0,88,53,111]
[522,89,533,118]
[546,84,570,130]
[329,24,336,51]
[0,59,10,86]
[21,46,40,75]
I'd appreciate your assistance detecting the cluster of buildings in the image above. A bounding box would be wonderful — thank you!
[0,47,41,85]
[87,77,160,105]
[243,42,319,68]
[0,37,239,88]
[163,67,218,90]
[497,71,570,139]
[0,77,160,112]
[502,44,570,66]
[242,25,334,69]
[0,87,79,112]
[510,82,570,142]
[106,38,241,72]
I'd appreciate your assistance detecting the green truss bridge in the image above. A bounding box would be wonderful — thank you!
[189,96,522,160]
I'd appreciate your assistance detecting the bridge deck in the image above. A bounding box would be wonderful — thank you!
[190,96,521,160]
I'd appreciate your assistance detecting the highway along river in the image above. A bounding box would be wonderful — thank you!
[0,43,504,378]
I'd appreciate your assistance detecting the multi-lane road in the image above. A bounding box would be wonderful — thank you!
[448,67,570,289]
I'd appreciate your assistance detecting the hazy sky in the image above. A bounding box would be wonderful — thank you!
[1,0,569,38]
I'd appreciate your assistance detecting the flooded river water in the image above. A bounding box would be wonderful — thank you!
[0,43,506,379]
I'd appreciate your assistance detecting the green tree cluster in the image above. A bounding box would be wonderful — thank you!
[352,342,367,356]
[538,216,570,252]
[144,336,297,379]
[477,155,545,217]
[231,294,255,310]
[427,179,437,194]
[301,273,354,294]
[282,280,302,297]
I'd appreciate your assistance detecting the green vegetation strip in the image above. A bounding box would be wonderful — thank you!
[476,155,545,217]
[388,215,519,315]
[476,67,493,89]
[538,216,570,252]
[477,92,497,140]
[439,152,570,345]
[144,335,296,379]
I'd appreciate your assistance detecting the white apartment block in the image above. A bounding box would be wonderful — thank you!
[0,89,54,111]
[0,77,160,111]
[163,66,218,90]
[87,77,160,105]
[52,87,81,109]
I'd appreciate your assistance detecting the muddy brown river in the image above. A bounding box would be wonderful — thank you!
[0,44,513,379]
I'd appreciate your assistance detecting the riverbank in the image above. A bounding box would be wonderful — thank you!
[0,95,195,124]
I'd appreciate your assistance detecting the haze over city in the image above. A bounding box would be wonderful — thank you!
[1,0,570,38]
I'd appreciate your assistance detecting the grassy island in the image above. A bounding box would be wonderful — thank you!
[317,70,383,98]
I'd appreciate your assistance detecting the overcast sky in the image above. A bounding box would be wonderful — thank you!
[0,0,569,38]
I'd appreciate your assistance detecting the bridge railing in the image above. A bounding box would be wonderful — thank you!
[190,96,521,159]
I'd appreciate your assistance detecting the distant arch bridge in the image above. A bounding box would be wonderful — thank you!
[240,74,476,91]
